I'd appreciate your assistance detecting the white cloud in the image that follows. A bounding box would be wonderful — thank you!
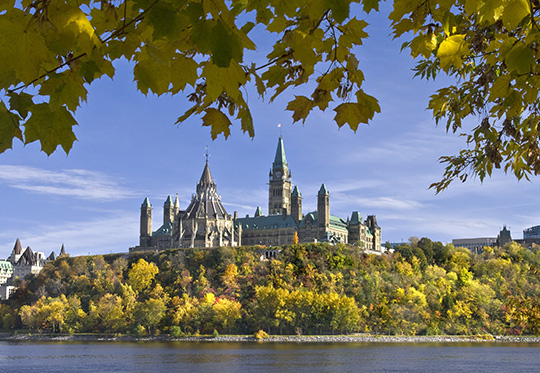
[1,211,139,257]
[0,165,137,200]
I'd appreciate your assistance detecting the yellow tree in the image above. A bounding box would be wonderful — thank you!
[213,297,242,334]
[127,259,159,294]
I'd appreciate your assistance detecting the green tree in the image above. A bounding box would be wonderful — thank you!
[134,298,167,335]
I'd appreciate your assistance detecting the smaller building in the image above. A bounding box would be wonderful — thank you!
[452,237,497,254]
[0,239,65,300]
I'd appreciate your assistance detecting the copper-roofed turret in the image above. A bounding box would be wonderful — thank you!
[273,136,288,169]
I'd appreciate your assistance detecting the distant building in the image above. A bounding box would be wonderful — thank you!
[0,239,65,300]
[133,137,382,252]
[524,225,540,239]
[452,237,497,254]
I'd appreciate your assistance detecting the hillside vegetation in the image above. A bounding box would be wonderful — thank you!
[1,240,540,336]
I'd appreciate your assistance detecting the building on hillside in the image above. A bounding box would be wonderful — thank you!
[0,239,65,300]
[132,160,241,252]
[452,237,497,254]
[236,137,382,250]
[132,137,382,252]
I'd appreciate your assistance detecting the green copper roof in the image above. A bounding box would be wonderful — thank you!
[273,137,288,169]
[236,214,297,230]
[255,206,263,217]
[153,222,173,237]
[318,184,329,195]
[292,185,300,197]
[142,197,151,207]
[0,261,13,273]
[299,211,347,230]
[350,211,361,225]
[164,195,173,205]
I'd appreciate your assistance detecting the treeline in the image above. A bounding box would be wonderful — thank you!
[1,240,540,336]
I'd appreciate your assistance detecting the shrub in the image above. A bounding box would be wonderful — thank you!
[254,330,269,340]
[170,326,183,338]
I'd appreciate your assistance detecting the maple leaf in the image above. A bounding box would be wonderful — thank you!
[202,108,232,140]
[286,96,314,123]
[23,104,77,155]
[0,101,22,153]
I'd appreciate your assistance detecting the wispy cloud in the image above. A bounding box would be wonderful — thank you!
[0,165,137,200]
[1,211,139,257]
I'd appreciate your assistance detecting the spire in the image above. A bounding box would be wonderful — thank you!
[199,162,214,184]
[174,194,180,209]
[255,206,263,217]
[318,184,329,195]
[273,137,288,169]
[292,185,300,197]
[60,244,66,256]
[164,195,173,205]
[13,238,22,255]
[142,197,151,207]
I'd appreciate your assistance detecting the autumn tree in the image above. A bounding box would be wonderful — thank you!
[127,258,159,294]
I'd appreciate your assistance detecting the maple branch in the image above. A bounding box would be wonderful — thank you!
[9,0,161,94]
[254,51,293,71]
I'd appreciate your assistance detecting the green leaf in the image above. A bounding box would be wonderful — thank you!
[202,108,232,140]
[286,96,314,123]
[148,1,187,40]
[437,34,469,71]
[502,0,530,29]
[24,104,77,155]
[8,92,33,119]
[325,0,350,23]
[203,61,246,101]
[237,107,255,137]
[505,44,534,74]
[0,101,22,153]
[211,20,243,67]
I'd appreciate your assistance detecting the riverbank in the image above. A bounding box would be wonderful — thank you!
[3,333,540,344]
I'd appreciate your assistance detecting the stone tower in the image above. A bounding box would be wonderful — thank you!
[268,137,292,215]
[291,185,303,224]
[317,184,330,229]
[366,215,381,250]
[163,195,174,225]
[140,197,152,246]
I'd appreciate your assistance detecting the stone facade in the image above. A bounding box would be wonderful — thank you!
[0,239,64,300]
[236,137,382,250]
[133,138,382,252]
[132,161,241,252]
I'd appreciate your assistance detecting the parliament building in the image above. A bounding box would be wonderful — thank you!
[131,138,381,252]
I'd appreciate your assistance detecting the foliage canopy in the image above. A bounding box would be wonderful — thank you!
[1,0,540,190]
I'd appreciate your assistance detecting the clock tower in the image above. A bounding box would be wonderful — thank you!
[268,137,292,215]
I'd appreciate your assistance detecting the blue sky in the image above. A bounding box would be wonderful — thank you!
[2,5,540,257]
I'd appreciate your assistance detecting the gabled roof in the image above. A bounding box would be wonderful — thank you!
[18,247,36,266]
[273,137,288,169]
[48,251,56,261]
[236,214,297,231]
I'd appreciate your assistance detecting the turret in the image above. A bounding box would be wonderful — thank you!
[174,194,180,217]
[140,197,152,246]
[366,215,381,251]
[317,184,329,229]
[163,195,174,225]
[291,186,302,224]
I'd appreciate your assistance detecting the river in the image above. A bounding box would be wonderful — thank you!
[2,340,540,372]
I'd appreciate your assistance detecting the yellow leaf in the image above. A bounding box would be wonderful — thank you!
[437,34,469,71]
[501,0,530,29]
[203,61,246,101]
[202,108,232,140]
[286,95,314,123]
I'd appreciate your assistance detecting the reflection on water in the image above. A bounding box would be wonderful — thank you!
[2,341,540,372]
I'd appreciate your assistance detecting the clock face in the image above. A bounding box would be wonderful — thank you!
[275,171,281,178]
